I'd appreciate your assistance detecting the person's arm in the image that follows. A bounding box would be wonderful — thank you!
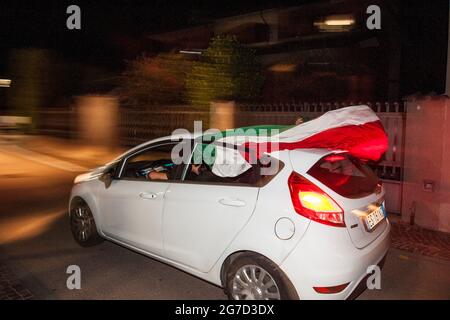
[147,171,169,180]
[191,164,202,175]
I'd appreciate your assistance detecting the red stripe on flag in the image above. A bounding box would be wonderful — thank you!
[241,120,388,162]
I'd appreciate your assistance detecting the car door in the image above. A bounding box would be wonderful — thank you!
[98,141,186,256]
[162,144,260,273]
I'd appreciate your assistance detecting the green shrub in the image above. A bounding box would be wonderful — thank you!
[186,35,264,106]
[120,53,192,106]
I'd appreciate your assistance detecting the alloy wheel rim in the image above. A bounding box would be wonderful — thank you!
[231,264,281,300]
[71,206,91,242]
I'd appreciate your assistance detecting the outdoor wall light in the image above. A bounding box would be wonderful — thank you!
[0,79,11,87]
[269,63,297,73]
[314,14,355,32]
[325,18,355,26]
[179,50,203,55]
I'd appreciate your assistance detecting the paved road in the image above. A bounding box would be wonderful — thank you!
[0,143,449,299]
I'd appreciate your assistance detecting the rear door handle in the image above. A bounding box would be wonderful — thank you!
[219,198,246,207]
[139,192,158,200]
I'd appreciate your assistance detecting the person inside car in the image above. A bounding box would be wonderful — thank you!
[147,163,203,181]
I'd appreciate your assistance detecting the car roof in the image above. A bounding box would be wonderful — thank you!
[130,124,292,151]
[113,124,341,163]
[110,132,198,161]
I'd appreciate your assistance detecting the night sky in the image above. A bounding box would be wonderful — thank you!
[0,0,448,97]
[0,0,305,69]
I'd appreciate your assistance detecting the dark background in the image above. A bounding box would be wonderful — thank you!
[0,0,448,103]
[0,0,314,69]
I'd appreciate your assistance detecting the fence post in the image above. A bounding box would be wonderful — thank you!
[76,95,119,147]
[210,101,236,130]
[401,95,450,232]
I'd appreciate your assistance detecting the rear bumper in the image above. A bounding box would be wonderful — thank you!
[280,219,390,300]
[346,252,387,300]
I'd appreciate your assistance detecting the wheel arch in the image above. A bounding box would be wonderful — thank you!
[69,195,86,209]
[220,250,273,288]
[220,250,300,299]
[69,193,102,233]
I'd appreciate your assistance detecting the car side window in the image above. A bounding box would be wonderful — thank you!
[105,161,121,179]
[120,142,187,181]
[182,143,283,187]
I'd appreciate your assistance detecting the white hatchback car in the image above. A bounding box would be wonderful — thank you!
[69,132,390,300]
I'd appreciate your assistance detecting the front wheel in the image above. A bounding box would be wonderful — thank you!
[70,199,103,247]
[225,253,299,300]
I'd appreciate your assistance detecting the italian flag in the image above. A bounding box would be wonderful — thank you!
[207,105,388,177]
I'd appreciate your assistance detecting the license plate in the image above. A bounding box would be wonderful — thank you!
[364,204,386,230]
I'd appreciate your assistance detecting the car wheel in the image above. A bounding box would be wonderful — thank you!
[225,253,299,300]
[70,199,103,247]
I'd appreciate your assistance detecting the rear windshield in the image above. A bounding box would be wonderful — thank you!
[307,154,379,199]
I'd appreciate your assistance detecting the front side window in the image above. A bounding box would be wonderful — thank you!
[120,142,187,181]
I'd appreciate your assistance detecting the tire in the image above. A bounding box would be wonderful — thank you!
[225,253,299,300]
[70,198,104,247]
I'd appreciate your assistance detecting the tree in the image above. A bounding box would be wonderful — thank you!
[120,53,192,106]
[186,35,264,106]
[6,48,56,130]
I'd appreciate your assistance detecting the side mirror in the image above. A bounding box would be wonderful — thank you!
[99,167,114,188]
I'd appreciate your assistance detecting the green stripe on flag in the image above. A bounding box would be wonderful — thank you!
[198,124,293,168]
[201,124,293,142]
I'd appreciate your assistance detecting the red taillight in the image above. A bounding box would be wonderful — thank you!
[288,172,345,227]
[313,283,350,294]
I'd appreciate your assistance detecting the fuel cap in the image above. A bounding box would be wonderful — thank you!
[275,217,295,240]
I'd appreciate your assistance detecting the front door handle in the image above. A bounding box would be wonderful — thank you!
[219,198,246,207]
[140,192,157,200]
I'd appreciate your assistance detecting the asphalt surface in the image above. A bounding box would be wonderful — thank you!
[0,141,449,299]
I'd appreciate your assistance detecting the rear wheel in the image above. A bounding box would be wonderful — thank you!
[225,253,299,300]
[70,199,103,247]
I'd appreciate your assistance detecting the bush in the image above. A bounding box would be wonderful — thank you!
[186,35,264,106]
[120,53,192,106]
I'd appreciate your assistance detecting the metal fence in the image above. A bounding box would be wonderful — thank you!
[118,106,209,146]
[34,101,405,181]
[34,107,77,138]
[233,101,405,181]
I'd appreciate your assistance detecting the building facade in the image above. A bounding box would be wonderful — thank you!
[147,0,448,102]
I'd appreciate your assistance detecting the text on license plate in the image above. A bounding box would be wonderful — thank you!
[364,205,386,230]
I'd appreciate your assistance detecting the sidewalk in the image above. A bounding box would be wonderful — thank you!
[0,263,33,300]
[2,134,125,168]
[1,135,122,300]
[390,219,450,261]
